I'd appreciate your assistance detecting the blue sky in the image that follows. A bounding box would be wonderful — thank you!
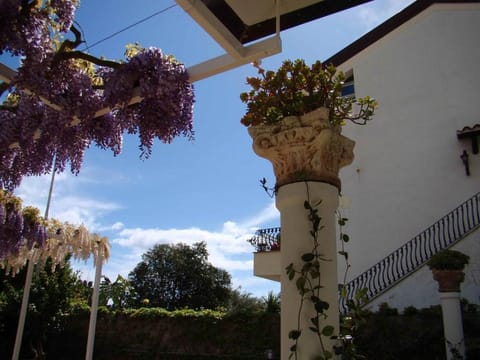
[5,0,414,297]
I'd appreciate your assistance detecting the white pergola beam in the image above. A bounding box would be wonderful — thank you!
[188,35,281,82]
[1,62,63,113]
[176,0,246,59]
[0,62,16,84]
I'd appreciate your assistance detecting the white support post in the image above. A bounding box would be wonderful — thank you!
[11,251,36,360]
[85,246,103,360]
[11,157,56,360]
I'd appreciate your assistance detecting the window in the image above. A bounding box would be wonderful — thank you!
[341,71,355,98]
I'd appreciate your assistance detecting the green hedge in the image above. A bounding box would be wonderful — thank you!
[45,308,280,360]
[3,305,479,359]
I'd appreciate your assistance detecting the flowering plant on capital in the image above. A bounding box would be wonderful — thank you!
[0,0,194,190]
[240,59,376,127]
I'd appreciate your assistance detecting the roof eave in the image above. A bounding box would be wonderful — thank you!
[324,0,480,66]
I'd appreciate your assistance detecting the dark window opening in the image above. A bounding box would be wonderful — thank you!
[341,72,355,98]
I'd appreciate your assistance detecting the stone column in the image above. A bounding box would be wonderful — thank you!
[433,270,466,360]
[440,292,465,359]
[248,108,355,360]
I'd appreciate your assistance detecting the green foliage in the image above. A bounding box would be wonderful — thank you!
[427,249,470,271]
[240,59,377,127]
[125,42,144,59]
[125,306,226,320]
[128,242,232,310]
[69,300,91,315]
[377,302,399,316]
[262,291,281,314]
[99,274,135,310]
[226,288,264,315]
[0,257,87,358]
[353,305,446,359]
[45,308,281,359]
[286,188,367,359]
[39,303,480,360]
[403,306,419,316]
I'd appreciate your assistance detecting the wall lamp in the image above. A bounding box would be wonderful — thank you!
[460,150,470,176]
[457,124,479,176]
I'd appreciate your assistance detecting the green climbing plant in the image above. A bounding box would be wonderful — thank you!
[286,191,368,359]
[259,178,368,359]
[285,194,335,360]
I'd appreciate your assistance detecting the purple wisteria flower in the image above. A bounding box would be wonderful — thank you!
[0,2,195,191]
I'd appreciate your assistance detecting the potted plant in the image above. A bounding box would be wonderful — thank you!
[240,59,377,190]
[427,249,470,292]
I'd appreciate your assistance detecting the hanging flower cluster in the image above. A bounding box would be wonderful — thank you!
[0,190,47,259]
[103,47,194,158]
[0,190,110,275]
[0,1,195,190]
[0,0,77,59]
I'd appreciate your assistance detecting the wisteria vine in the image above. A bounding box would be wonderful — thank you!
[0,0,195,190]
[0,189,110,273]
[0,189,46,259]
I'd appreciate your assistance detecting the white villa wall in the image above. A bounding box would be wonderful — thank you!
[335,3,480,308]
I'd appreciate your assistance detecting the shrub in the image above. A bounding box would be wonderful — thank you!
[427,249,470,270]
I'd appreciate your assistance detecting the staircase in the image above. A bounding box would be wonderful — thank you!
[339,192,480,312]
[249,193,480,312]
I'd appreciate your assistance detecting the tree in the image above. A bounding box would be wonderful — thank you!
[99,275,135,310]
[226,287,263,315]
[128,242,231,310]
[262,291,281,314]
[0,257,87,358]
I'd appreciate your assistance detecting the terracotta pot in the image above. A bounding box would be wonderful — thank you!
[432,269,465,292]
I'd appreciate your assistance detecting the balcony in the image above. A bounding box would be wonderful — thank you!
[248,227,281,282]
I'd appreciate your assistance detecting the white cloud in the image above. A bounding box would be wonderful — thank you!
[113,224,255,272]
[50,195,121,228]
[110,200,279,275]
[110,222,125,231]
[114,200,277,247]
[13,171,280,297]
[241,201,279,229]
[15,172,122,231]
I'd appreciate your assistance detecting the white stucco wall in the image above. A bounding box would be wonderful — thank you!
[335,3,480,308]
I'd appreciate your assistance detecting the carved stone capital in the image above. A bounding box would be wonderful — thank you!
[248,108,355,189]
